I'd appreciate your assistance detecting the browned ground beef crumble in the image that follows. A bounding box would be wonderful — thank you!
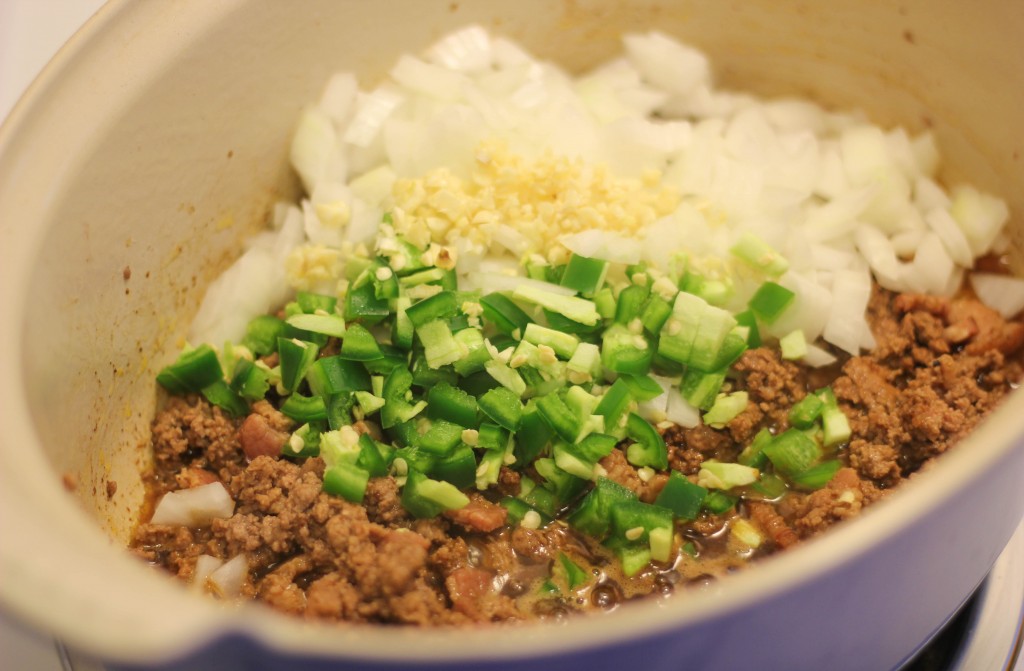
[131,287,1024,624]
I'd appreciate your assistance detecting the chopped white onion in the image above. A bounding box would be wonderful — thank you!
[425,24,493,73]
[802,344,839,368]
[909,232,955,296]
[150,482,234,528]
[950,184,1010,257]
[561,230,643,264]
[463,272,577,297]
[636,375,675,423]
[823,269,872,355]
[925,207,973,267]
[317,72,359,126]
[666,388,701,428]
[970,273,1024,318]
[208,555,248,598]
[854,226,902,289]
[192,555,224,591]
[390,55,468,101]
[622,31,710,98]
[290,106,345,194]
[343,87,405,148]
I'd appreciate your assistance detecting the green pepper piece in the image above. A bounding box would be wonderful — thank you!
[355,433,390,478]
[566,477,636,539]
[325,392,356,430]
[371,261,400,300]
[702,490,738,514]
[624,413,668,470]
[601,324,653,375]
[679,368,726,411]
[458,369,501,397]
[500,497,552,527]
[476,423,510,451]
[418,419,464,456]
[751,472,788,499]
[640,294,672,335]
[280,392,328,423]
[522,323,579,359]
[593,378,632,436]
[513,405,553,468]
[427,382,479,428]
[277,337,319,394]
[737,427,774,469]
[200,379,248,417]
[654,471,707,520]
[229,358,270,402]
[572,433,618,463]
[519,481,559,517]
[429,444,477,490]
[734,309,762,347]
[557,553,591,590]
[748,281,795,325]
[241,315,286,357]
[543,309,603,336]
[401,469,470,518]
[478,386,524,431]
[609,499,674,545]
[614,284,650,325]
[536,393,582,443]
[406,290,459,328]
[361,344,407,375]
[618,374,663,402]
[788,394,825,429]
[323,463,370,503]
[513,285,600,327]
[344,281,390,324]
[763,428,821,478]
[534,457,587,504]
[286,313,347,339]
[283,423,321,459]
[392,296,415,350]
[789,459,842,490]
[560,254,608,296]
[417,319,462,369]
[306,356,372,397]
[157,344,223,394]
[296,291,337,314]
[451,327,490,376]
[411,354,458,389]
[340,323,383,361]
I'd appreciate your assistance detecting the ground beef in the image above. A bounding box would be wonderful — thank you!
[147,395,246,495]
[131,286,1022,626]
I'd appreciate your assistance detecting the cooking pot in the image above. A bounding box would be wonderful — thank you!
[0,1,1022,669]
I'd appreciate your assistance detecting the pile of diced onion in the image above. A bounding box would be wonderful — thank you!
[191,26,1022,377]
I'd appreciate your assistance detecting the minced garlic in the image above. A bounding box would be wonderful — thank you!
[390,139,680,264]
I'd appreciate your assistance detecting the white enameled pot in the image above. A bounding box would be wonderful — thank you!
[0,2,1022,670]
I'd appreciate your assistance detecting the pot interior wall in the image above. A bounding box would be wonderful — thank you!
[19,0,1023,544]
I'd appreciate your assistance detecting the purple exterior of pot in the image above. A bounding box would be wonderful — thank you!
[107,437,1024,671]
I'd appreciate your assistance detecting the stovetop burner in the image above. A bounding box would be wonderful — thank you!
[903,586,986,671]
[903,520,1024,671]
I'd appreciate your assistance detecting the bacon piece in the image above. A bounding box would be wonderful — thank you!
[445,567,494,618]
[238,412,288,460]
[444,494,507,533]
